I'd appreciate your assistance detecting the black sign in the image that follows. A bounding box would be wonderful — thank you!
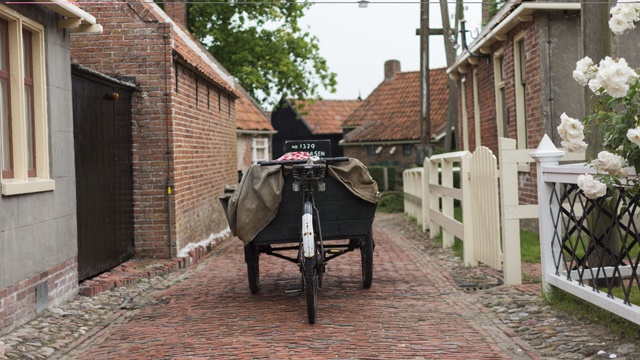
[285,140,331,158]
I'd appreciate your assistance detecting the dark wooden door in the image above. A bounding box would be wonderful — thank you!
[72,69,134,281]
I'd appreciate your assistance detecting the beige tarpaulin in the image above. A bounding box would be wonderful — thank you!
[220,158,379,245]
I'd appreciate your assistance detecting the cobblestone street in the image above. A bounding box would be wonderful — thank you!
[2,213,638,359]
[62,214,532,359]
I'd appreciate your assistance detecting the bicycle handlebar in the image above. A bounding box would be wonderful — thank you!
[259,157,349,166]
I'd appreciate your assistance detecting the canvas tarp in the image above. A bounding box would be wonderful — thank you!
[219,158,379,245]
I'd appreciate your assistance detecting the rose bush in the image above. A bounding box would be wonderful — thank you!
[560,1,640,199]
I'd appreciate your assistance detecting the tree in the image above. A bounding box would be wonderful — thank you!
[186,0,337,105]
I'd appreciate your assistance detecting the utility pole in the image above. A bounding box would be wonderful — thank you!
[439,0,461,151]
[416,0,431,165]
[582,0,617,287]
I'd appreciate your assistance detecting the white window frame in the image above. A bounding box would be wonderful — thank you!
[0,5,53,195]
[513,31,530,172]
[461,77,469,151]
[513,31,527,150]
[493,48,506,138]
[472,69,481,148]
[252,137,269,164]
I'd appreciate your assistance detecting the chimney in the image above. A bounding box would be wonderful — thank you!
[164,0,188,29]
[384,60,401,81]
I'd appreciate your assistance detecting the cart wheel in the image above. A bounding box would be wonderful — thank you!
[247,264,260,293]
[361,232,374,288]
[303,256,317,324]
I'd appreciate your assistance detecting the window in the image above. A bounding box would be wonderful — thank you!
[494,49,508,138]
[460,77,469,151]
[514,33,528,150]
[472,69,481,147]
[1,19,12,179]
[367,145,375,156]
[252,138,269,164]
[0,6,53,195]
[403,144,412,156]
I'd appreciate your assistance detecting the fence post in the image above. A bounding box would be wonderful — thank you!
[422,157,430,231]
[498,138,522,285]
[530,134,565,295]
[460,152,477,266]
[441,158,454,248]
[403,171,409,216]
[429,159,440,238]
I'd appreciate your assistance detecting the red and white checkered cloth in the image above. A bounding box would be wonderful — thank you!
[275,152,311,161]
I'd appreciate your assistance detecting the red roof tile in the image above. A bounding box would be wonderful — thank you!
[236,84,273,131]
[289,99,361,135]
[342,68,449,143]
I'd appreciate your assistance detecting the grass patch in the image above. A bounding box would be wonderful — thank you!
[546,285,640,340]
[377,191,404,213]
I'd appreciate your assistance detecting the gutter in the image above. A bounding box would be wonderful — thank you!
[339,139,420,146]
[446,2,581,79]
[39,0,103,34]
[236,129,278,135]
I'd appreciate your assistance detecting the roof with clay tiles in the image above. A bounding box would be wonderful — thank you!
[289,99,361,134]
[236,83,274,131]
[342,68,448,143]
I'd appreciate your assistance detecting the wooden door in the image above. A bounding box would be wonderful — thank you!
[72,69,134,280]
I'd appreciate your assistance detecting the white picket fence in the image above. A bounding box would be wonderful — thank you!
[404,138,585,285]
[404,148,501,269]
[498,138,585,284]
[532,135,640,325]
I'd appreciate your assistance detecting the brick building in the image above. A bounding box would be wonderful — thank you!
[341,60,449,187]
[0,2,102,333]
[235,82,276,176]
[70,0,239,259]
[270,97,361,159]
[447,0,640,207]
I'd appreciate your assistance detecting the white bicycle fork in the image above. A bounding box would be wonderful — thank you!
[302,202,315,258]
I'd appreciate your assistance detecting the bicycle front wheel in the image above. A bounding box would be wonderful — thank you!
[303,255,317,324]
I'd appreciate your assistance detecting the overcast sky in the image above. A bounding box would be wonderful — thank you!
[295,1,483,101]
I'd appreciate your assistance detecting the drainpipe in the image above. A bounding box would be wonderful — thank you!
[163,23,173,259]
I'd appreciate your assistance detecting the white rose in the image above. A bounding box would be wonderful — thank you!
[557,113,584,142]
[589,78,604,95]
[562,139,588,153]
[617,168,629,179]
[576,57,594,73]
[577,174,608,199]
[609,14,630,34]
[606,82,629,98]
[627,127,640,146]
[564,119,585,142]
[595,151,625,174]
[573,70,589,86]
[609,58,634,85]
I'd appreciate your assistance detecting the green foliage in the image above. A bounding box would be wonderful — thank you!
[376,191,404,213]
[185,0,337,105]
[520,229,541,263]
[368,166,396,191]
[481,0,507,26]
[545,285,640,340]
[582,72,640,199]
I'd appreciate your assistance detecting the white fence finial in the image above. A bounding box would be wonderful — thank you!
[530,134,565,160]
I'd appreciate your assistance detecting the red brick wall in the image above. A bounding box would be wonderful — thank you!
[0,259,77,334]
[457,17,542,206]
[71,1,236,258]
[172,65,237,249]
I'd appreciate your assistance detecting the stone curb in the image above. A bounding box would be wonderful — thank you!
[78,235,231,297]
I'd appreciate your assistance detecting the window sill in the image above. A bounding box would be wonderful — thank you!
[2,178,55,196]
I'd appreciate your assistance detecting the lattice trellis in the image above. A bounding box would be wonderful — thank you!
[549,183,640,306]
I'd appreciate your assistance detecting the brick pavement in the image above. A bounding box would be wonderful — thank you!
[70,214,539,359]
